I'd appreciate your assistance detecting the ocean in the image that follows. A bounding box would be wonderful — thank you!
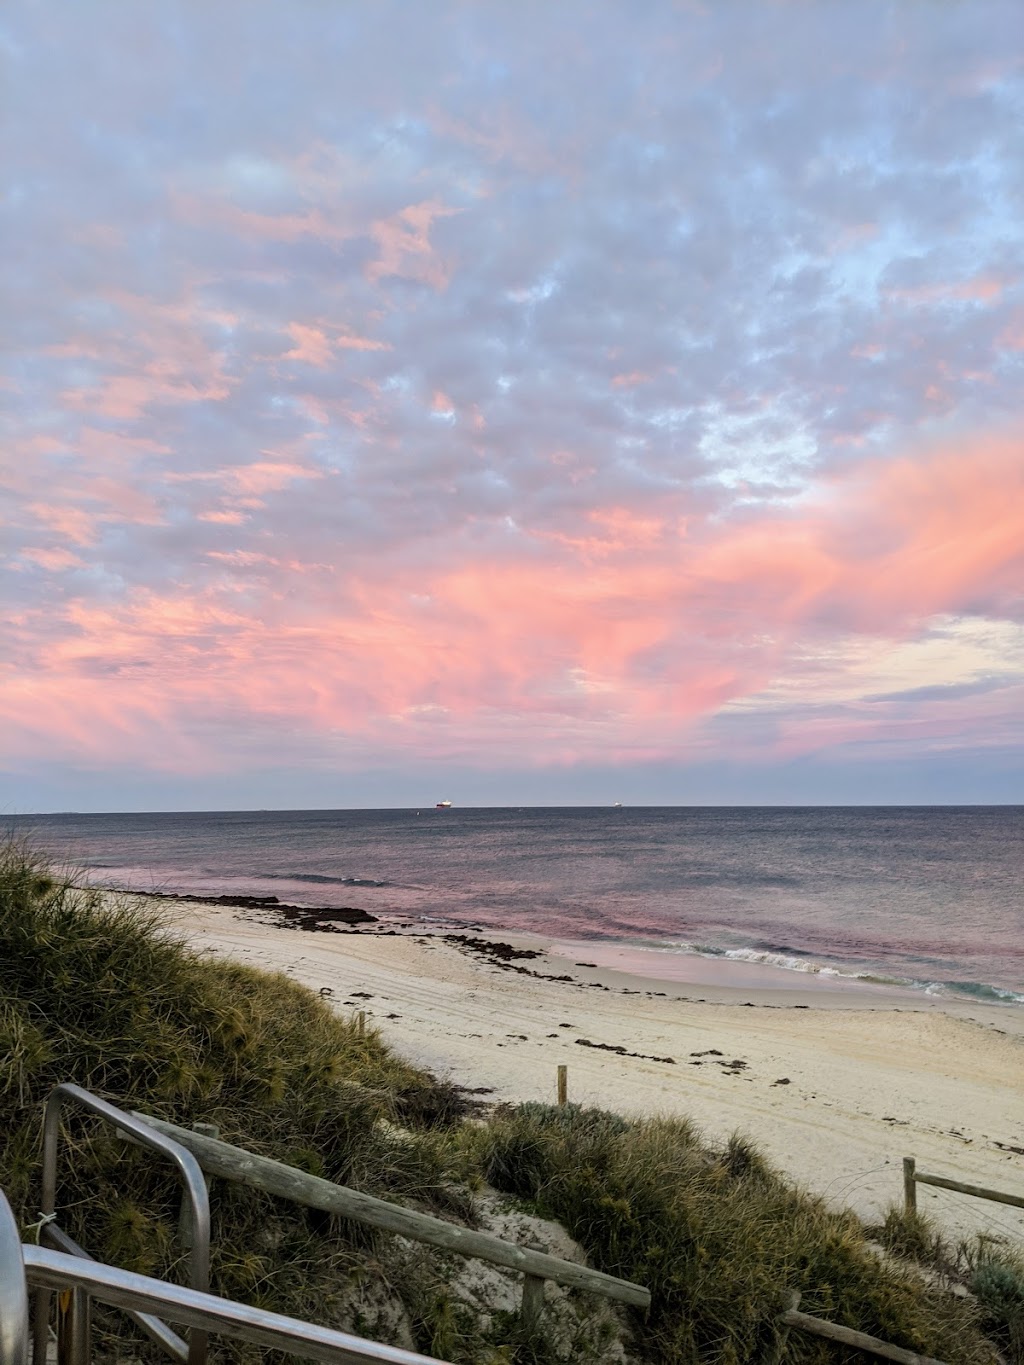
[9,806,1024,1006]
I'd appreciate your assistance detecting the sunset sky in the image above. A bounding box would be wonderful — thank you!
[4,1,1024,811]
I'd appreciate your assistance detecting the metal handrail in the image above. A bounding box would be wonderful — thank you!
[34,1084,210,1365]
[43,1222,188,1363]
[23,1245,451,1365]
[0,1191,29,1365]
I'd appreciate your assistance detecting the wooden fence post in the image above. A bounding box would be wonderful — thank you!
[180,1123,219,1249]
[903,1157,917,1215]
[521,1274,545,1330]
[556,1065,567,1107]
[357,1011,366,1036]
[770,1291,800,1365]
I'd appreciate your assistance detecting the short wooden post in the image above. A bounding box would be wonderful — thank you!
[771,1291,800,1365]
[357,1011,366,1036]
[180,1123,219,1249]
[556,1064,567,1107]
[521,1274,545,1330]
[903,1157,917,1215]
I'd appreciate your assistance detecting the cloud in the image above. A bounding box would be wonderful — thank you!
[3,425,1022,776]
[2,0,1023,795]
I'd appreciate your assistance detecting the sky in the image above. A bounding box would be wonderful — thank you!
[3,1,1024,812]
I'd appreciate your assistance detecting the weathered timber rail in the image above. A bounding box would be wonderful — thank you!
[133,1113,651,1316]
[903,1156,1024,1215]
[780,1293,947,1364]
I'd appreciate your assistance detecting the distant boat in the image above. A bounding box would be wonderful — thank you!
[612,802,623,808]
[435,799,453,809]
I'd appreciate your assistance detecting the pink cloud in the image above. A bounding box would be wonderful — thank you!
[3,430,1022,772]
[17,548,84,572]
[885,274,1013,307]
[55,289,237,421]
[27,504,99,547]
[366,199,461,289]
[996,313,1024,351]
[280,320,390,368]
[283,324,333,368]
[225,460,321,496]
[172,193,352,246]
[334,332,391,352]
[198,509,250,525]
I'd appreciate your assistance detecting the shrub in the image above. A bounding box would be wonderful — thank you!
[971,1254,1024,1360]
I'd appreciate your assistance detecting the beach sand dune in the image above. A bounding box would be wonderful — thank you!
[149,896,1024,1244]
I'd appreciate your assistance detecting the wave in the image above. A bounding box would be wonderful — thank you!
[721,946,844,976]
[613,938,1024,1004]
[927,980,1024,1006]
[260,872,390,888]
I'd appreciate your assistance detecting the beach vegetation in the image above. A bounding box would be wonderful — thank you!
[970,1253,1024,1360]
[0,840,470,1349]
[0,840,1016,1363]
[872,1203,952,1269]
[480,1102,1000,1362]
[874,1204,1024,1362]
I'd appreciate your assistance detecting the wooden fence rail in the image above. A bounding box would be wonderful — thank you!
[779,1293,947,1365]
[132,1113,651,1326]
[781,1306,946,1364]
[902,1157,1024,1215]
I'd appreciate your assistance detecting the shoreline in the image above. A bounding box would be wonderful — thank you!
[99,882,1024,1012]
[125,889,1024,1245]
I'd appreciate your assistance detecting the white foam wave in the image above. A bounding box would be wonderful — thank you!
[722,947,847,976]
[613,940,1024,1004]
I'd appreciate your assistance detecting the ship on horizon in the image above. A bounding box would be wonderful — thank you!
[435,799,453,809]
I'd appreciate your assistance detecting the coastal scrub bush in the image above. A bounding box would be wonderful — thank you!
[971,1255,1024,1359]
[952,1237,1024,1364]
[481,1102,999,1363]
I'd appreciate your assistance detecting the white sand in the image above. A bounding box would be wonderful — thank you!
[149,896,1024,1243]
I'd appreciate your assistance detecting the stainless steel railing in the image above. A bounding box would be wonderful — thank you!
[0,1186,450,1365]
[0,1188,29,1365]
[33,1084,211,1365]
[23,1246,452,1365]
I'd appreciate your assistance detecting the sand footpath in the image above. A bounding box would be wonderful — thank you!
[142,895,1024,1243]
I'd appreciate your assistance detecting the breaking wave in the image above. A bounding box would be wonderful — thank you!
[261,872,390,887]
[624,939,1024,1004]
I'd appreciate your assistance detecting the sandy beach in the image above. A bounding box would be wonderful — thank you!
[144,894,1024,1244]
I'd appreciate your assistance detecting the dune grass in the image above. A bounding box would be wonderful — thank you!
[477,1102,1002,1362]
[0,840,470,1353]
[1,839,1015,1363]
[873,1203,1024,1362]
